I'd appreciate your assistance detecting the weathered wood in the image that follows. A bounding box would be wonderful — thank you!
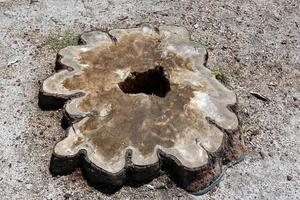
[39,25,245,192]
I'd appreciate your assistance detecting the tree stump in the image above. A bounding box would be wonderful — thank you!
[39,25,245,192]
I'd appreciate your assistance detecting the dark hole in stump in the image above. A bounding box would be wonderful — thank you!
[118,66,171,97]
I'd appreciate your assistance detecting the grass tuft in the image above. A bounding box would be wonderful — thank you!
[242,125,253,140]
[200,38,208,47]
[45,33,80,50]
[212,70,229,85]
[234,68,241,76]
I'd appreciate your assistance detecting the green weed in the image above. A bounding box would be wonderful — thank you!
[45,33,80,50]
[212,70,229,85]
[242,125,253,139]
[234,68,241,76]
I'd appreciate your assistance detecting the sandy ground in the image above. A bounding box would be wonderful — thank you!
[0,0,299,199]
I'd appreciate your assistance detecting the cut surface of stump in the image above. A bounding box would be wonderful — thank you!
[39,25,245,192]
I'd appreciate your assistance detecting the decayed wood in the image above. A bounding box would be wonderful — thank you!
[39,25,245,192]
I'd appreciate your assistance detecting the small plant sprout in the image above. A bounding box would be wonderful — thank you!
[234,68,241,76]
[200,37,208,47]
[242,125,253,140]
[212,70,229,85]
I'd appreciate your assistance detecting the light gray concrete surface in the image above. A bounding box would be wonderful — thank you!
[0,0,299,199]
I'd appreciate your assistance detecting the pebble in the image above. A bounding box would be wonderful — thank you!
[63,193,72,199]
[155,183,167,189]
[287,175,293,181]
[146,184,155,190]
[292,93,300,101]
[259,151,265,159]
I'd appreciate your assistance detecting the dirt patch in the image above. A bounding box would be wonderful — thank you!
[0,0,299,199]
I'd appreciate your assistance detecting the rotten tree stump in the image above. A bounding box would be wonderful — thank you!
[39,25,245,192]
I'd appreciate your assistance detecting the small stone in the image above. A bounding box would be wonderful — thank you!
[26,183,33,190]
[146,184,155,190]
[177,193,183,197]
[292,93,300,101]
[20,128,27,133]
[281,40,287,45]
[30,0,39,4]
[287,175,293,181]
[63,193,72,199]
[259,151,265,159]
[268,152,274,157]
[194,23,199,29]
[211,187,218,193]
[155,183,167,189]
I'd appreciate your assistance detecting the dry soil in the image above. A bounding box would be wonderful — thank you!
[0,0,299,200]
